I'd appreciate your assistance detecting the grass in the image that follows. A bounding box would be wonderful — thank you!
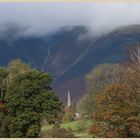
[75,132,92,138]
[41,119,93,138]
[61,121,79,131]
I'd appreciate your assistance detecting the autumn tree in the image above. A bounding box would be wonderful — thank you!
[77,63,127,117]
[89,83,140,138]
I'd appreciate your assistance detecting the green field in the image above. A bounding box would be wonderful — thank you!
[41,120,93,138]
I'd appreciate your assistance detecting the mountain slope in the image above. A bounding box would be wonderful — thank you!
[0,24,140,102]
[54,24,140,101]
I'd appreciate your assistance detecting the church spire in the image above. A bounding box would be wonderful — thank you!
[67,90,71,107]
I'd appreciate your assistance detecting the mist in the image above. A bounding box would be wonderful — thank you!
[0,2,140,36]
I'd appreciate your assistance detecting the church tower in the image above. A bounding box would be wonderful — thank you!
[67,90,71,107]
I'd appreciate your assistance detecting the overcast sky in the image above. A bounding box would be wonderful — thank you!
[0,2,140,36]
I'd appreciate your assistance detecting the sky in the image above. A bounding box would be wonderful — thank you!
[0,2,140,36]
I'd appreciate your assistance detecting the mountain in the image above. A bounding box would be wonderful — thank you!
[0,24,140,102]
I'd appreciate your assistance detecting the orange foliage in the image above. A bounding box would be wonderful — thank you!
[89,123,101,135]
[105,130,119,138]
[89,82,140,138]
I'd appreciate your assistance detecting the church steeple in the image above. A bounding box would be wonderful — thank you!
[67,90,71,107]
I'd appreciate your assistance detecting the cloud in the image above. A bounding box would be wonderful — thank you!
[0,2,140,36]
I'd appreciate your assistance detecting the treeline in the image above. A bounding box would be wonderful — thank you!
[0,60,63,137]
[76,45,140,137]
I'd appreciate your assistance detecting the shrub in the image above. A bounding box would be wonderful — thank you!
[43,126,75,138]
[62,107,75,122]
[76,120,89,133]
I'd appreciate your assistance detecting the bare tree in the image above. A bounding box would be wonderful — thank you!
[128,41,140,72]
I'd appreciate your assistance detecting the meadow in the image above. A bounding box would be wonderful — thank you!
[41,120,93,138]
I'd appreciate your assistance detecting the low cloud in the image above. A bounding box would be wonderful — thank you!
[0,3,140,36]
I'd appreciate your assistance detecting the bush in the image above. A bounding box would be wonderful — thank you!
[62,107,75,122]
[76,120,89,133]
[43,126,75,138]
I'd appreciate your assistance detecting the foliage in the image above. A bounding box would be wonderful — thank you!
[76,93,95,118]
[89,83,140,138]
[76,119,92,133]
[0,109,9,137]
[76,46,140,138]
[77,63,127,117]
[41,120,93,138]
[86,63,127,94]
[42,120,84,132]
[62,106,75,122]
[0,59,63,137]
[0,67,9,137]
[43,125,75,138]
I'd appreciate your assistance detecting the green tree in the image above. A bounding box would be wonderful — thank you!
[6,59,31,88]
[76,93,95,118]
[0,67,9,137]
[0,60,63,137]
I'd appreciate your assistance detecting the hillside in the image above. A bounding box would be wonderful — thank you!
[0,24,140,102]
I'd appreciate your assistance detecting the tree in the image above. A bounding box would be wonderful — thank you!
[0,60,63,137]
[89,83,140,138]
[86,63,127,94]
[128,42,140,72]
[0,67,8,108]
[62,106,75,122]
[0,67,9,137]
[77,63,127,117]
[6,59,31,88]
[76,93,95,118]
